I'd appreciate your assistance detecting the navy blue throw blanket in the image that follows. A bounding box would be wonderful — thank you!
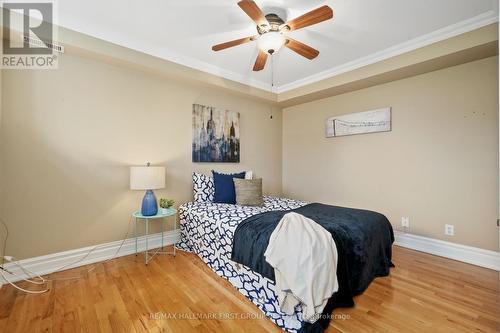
[231,203,394,333]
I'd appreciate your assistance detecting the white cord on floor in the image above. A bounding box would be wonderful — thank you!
[8,259,46,284]
[0,215,133,293]
[0,268,49,294]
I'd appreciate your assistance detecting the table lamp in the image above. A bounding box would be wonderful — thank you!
[130,163,165,216]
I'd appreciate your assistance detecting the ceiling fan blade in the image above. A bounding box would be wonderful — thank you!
[238,0,268,26]
[285,5,333,31]
[253,50,268,71]
[212,36,257,51]
[285,38,319,60]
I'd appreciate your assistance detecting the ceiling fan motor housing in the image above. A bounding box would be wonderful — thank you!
[257,13,288,34]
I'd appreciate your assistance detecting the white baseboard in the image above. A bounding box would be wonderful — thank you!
[0,230,180,284]
[394,231,500,271]
[2,229,497,287]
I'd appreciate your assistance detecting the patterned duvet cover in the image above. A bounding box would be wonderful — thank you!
[177,196,307,332]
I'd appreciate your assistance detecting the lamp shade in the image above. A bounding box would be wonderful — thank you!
[130,166,165,190]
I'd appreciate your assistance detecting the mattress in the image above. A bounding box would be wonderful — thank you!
[177,196,307,332]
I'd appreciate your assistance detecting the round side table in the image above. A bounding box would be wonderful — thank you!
[132,208,177,265]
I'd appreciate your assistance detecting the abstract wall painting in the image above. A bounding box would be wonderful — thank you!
[325,107,391,138]
[192,104,240,163]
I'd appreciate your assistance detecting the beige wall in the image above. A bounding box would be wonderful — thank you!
[0,67,4,262]
[0,53,282,259]
[283,56,499,251]
[0,47,497,260]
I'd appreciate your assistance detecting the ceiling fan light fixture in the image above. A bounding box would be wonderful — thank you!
[257,31,285,54]
[212,1,332,71]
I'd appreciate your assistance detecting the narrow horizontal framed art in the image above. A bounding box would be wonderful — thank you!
[325,107,392,138]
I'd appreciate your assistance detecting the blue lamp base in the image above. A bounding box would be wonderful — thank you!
[141,190,158,216]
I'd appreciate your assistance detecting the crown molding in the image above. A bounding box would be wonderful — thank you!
[0,7,276,101]
[276,10,499,93]
[128,10,498,94]
[2,7,496,99]
[139,45,274,92]
[140,10,498,94]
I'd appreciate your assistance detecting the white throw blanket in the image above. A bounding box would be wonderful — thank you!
[264,212,339,323]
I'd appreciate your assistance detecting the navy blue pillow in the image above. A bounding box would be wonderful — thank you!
[212,171,246,204]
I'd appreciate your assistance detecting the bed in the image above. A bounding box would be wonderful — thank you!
[177,196,394,332]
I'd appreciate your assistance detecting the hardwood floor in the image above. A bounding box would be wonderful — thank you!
[0,246,498,333]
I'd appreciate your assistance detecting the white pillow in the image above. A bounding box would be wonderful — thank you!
[245,170,253,179]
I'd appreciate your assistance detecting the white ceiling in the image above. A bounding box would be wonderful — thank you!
[56,0,498,93]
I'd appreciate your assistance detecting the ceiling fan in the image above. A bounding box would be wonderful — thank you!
[212,0,333,71]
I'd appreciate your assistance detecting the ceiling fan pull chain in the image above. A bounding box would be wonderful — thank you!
[271,54,274,92]
[270,54,274,119]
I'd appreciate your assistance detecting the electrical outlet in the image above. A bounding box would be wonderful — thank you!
[401,217,410,228]
[445,224,454,236]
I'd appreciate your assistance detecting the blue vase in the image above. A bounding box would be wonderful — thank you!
[141,190,158,216]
